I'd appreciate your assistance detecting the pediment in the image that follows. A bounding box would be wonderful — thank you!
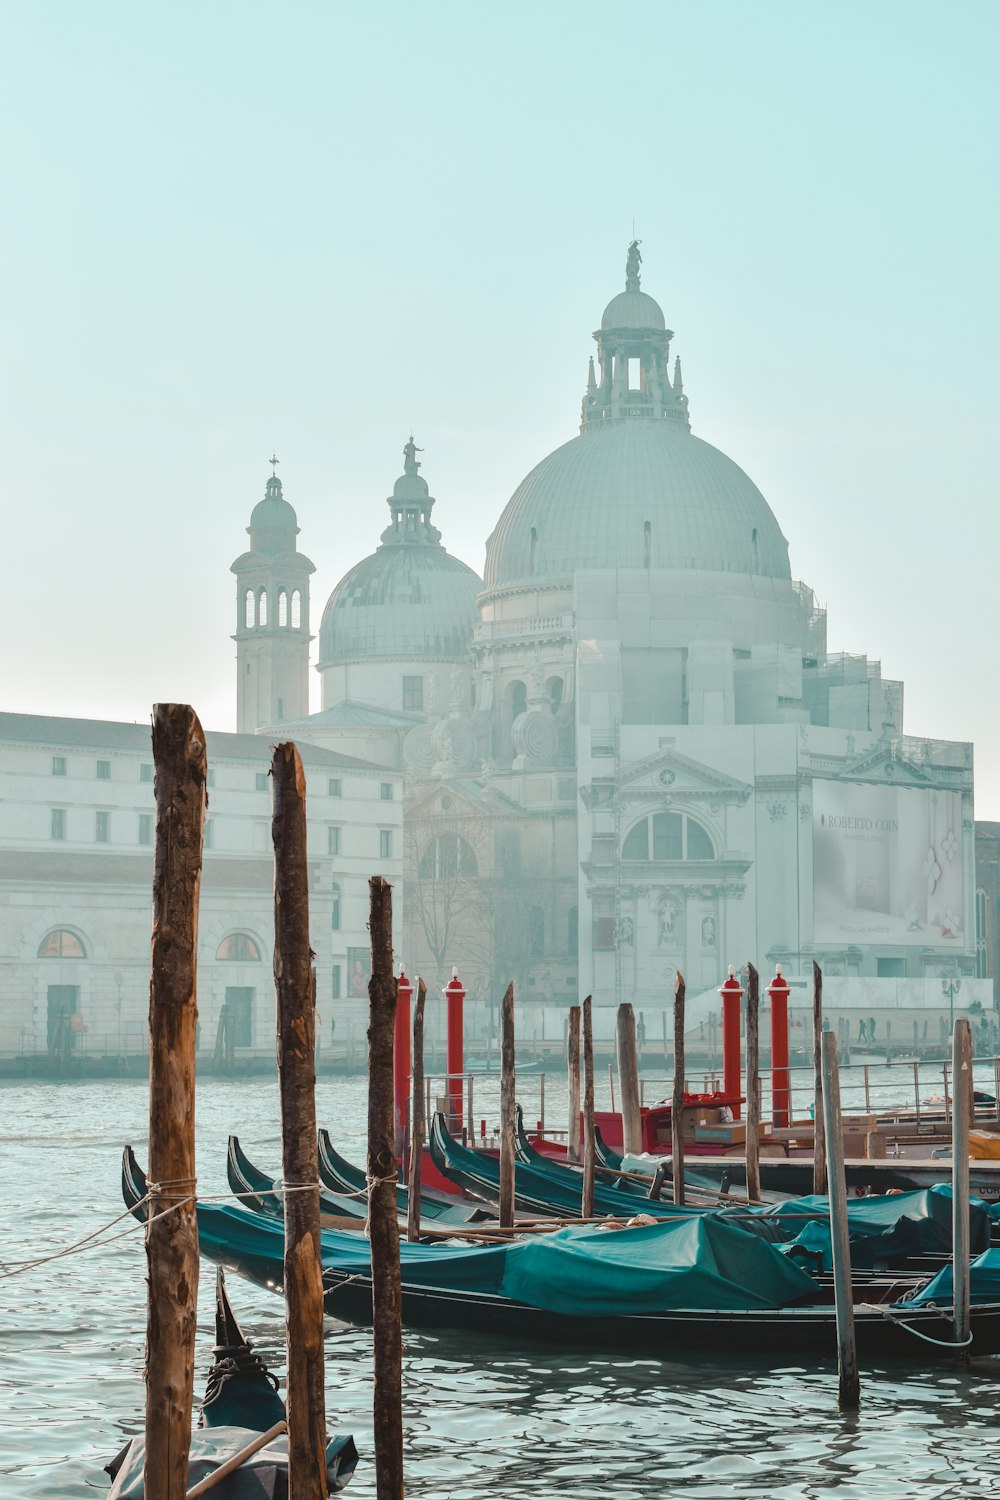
[837,748,932,786]
[616,748,752,804]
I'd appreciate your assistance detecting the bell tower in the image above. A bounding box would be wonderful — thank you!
[231,457,315,733]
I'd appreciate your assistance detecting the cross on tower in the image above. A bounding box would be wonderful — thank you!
[269,453,279,475]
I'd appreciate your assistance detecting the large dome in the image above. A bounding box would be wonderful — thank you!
[483,420,791,590]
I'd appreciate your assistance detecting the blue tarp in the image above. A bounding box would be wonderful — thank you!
[898,1247,1000,1307]
[499,1216,819,1316]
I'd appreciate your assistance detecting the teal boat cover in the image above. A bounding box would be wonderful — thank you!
[899,1247,1000,1308]
[107,1427,357,1497]
[498,1216,819,1316]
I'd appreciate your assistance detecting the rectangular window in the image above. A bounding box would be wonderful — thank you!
[255,772,268,791]
[95,811,110,843]
[328,778,342,798]
[876,957,906,978]
[380,782,393,801]
[51,808,66,840]
[140,762,153,783]
[379,829,393,860]
[138,813,153,846]
[328,826,341,856]
[52,756,66,776]
[402,675,424,712]
[593,916,615,950]
[96,760,111,780]
[332,965,342,1000]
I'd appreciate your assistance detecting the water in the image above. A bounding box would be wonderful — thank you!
[3,1074,1000,1498]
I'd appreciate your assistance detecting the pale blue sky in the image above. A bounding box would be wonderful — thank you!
[3,3,998,806]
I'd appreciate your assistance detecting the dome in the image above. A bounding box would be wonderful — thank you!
[601,288,666,330]
[319,545,482,665]
[484,420,791,590]
[249,474,298,552]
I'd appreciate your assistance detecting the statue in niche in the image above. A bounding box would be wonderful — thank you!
[657,896,679,947]
[617,915,634,947]
[529,654,546,699]
[626,239,642,281]
[701,915,716,948]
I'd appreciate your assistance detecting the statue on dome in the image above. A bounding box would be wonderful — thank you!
[403,436,423,473]
[626,239,642,285]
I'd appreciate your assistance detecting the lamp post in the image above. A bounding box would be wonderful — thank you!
[942,975,962,1042]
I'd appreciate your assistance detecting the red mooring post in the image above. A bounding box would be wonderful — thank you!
[444,969,465,1133]
[719,966,744,1119]
[768,964,791,1127]
[393,970,412,1160]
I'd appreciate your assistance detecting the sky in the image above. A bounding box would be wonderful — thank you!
[3,2,999,807]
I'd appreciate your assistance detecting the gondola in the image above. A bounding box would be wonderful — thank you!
[228,1135,371,1225]
[316,1129,493,1227]
[105,1265,358,1496]
[119,1147,1000,1360]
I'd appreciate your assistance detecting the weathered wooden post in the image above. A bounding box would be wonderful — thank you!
[745,962,761,1205]
[499,982,516,1228]
[813,960,827,1195]
[821,1029,860,1411]
[271,743,327,1500]
[145,704,205,1500]
[393,970,412,1160]
[582,995,596,1219]
[616,1002,642,1157]
[406,978,427,1243]
[672,971,687,1207]
[952,1017,973,1359]
[368,875,404,1499]
[566,1005,582,1163]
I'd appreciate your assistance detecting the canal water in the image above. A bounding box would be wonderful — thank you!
[2,1072,1000,1498]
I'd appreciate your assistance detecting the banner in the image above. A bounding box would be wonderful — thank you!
[813,781,964,947]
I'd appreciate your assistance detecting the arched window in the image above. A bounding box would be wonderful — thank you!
[277,590,288,627]
[38,929,86,958]
[419,835,478,880]
[244,589,254,629]
[623,812,715,862]
[216,932,262,961]
[258,590,268,627]
[331,882,342,932]
[528,905,544,957]
[291,591,302,629]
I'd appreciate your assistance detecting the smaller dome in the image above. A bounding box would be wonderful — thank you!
[249,475,298,550]
[601,288,666,331]
[319,546,482,666]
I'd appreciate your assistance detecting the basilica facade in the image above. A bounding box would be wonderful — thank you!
[240,245,987,1032]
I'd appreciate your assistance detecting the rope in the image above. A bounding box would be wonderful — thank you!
[873,1303,976,1349]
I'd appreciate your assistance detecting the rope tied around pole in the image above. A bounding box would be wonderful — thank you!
[872,1304,975,1349]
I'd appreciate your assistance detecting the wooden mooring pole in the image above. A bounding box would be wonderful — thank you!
[671,971,686,1207]
[581,995,596,1219]
[145,705,205,1500]
[367,876,404,1499]
[813,960,827,1196]
[820,1029,860,1411]
[567,1005,582,1164]
[499,983,516,1229]
[271,743,327,1500]
[406,977,427,1244]
[745,963,761,1206]
[616,1002,642,1157]
[952,1017,972,1359]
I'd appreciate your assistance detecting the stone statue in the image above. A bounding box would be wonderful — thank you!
[626,239,642,283]
[403,436,423,472]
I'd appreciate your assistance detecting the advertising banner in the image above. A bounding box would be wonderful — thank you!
[813,781,964,947]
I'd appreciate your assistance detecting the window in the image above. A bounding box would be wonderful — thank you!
[328,826,341,856]
[204,820,214,850]
[244,589,254,629]
[290,590,301,629]
[593,916,616,950]
[95,811,110,843]
[402,675,424,711]
[277,590,288,627]
[331,883,341,931]
[216,933,262,961]
[380,782,393,801]
[96,760,110,781]
[258,590,268,627]
[38,929,86,958]
[332,965,342,1000]
[140,762,153,783]
[419,834,478,879]
[255,772,268,791]
[380,829,393,860]
[328,778,342,798]
[52,756,66,776]
[622,812,715,861]
[138,813,152,846]
[51,808,66,840]
[207,770,215,788]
